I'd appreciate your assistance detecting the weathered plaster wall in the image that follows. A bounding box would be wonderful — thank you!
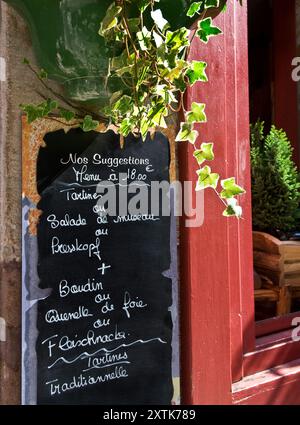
[0,1,41,404]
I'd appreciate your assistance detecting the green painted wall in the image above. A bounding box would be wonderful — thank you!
[3,0,197,107]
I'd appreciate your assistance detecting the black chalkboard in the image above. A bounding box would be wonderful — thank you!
[30,128,176,405]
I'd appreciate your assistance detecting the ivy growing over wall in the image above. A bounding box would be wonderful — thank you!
[21,0,245,217]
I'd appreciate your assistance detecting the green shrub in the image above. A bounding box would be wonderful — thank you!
[250,121,300,232]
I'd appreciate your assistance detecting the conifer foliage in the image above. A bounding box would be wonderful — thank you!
[250,121,300,232]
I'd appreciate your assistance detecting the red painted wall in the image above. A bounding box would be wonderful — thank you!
[179,0,253,405]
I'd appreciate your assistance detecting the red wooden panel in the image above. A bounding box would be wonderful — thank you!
[244,331,300,376]
[256,330,294,349]
[231,0,256,360]
[256,312,300,338]
[273,0,299,166]
[179,0,253,404]
[233,358,300,405]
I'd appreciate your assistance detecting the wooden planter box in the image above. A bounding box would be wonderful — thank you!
[253,231,300,287]
[253,231,300,315]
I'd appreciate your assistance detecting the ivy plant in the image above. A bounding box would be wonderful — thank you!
[20,0,245,217]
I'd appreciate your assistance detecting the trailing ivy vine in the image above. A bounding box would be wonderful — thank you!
[21,0,245,218]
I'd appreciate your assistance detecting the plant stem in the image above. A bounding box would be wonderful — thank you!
[26,61,108,123]
[44,116,80,127]
[121,2,139,56]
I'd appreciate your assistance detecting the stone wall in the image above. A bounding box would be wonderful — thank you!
[0,1,40,405]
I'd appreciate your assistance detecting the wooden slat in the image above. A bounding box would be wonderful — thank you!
[277,287,292,316]
[254,289,278,301]
[253,250,282,271]
[253,232,300,288]
[256,312,300,337]
[253,231,281,254]
[254,266,284,286]
[284,274,300,285]
[243,332,300,377]
[284,262,300,273]
[233,359,300,405]
[282,244,300,264]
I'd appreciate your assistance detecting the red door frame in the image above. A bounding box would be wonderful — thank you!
[179,0,300,405]
[272,0,299,166]
[179,0,253,404]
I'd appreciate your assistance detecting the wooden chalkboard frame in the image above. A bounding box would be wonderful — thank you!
[22,116,180,405]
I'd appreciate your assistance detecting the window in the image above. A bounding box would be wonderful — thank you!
[249,0,300,325]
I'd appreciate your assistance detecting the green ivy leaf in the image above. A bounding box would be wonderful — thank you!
[120,117,133,137]
[186,61,208,85]
[115,65,134,76]
[187,2,202,17]
[151,9,170,32]
[205,0,220,9]
[110,51,127,71]
[193,143,214,165]
[136,0,149,12]
[20,99,58,123]
[166,28,190,52]
[140,116,151,140]
[220,177,246,198]
[20,104,39,123]
[137,64,151,88]
[81,115,99,132]
[197,17,222,43]
[166,59,188,81]
[174,75,187,92]
[148,102,168,128]
[99,4,122,37]
[186,102,207,123]
[109,91,123,105]
[196,165,220,190]
[223,198,243,218]
[127,18,140,33]
[42,99,58,115]
[112,95,133,115]
[137,26,152,51]
[59,108,75,122]
[137,0,157,12]
[154,84,177,103]
[175,122,199,144]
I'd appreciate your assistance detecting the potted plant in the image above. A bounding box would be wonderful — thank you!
[251,120,300,314]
